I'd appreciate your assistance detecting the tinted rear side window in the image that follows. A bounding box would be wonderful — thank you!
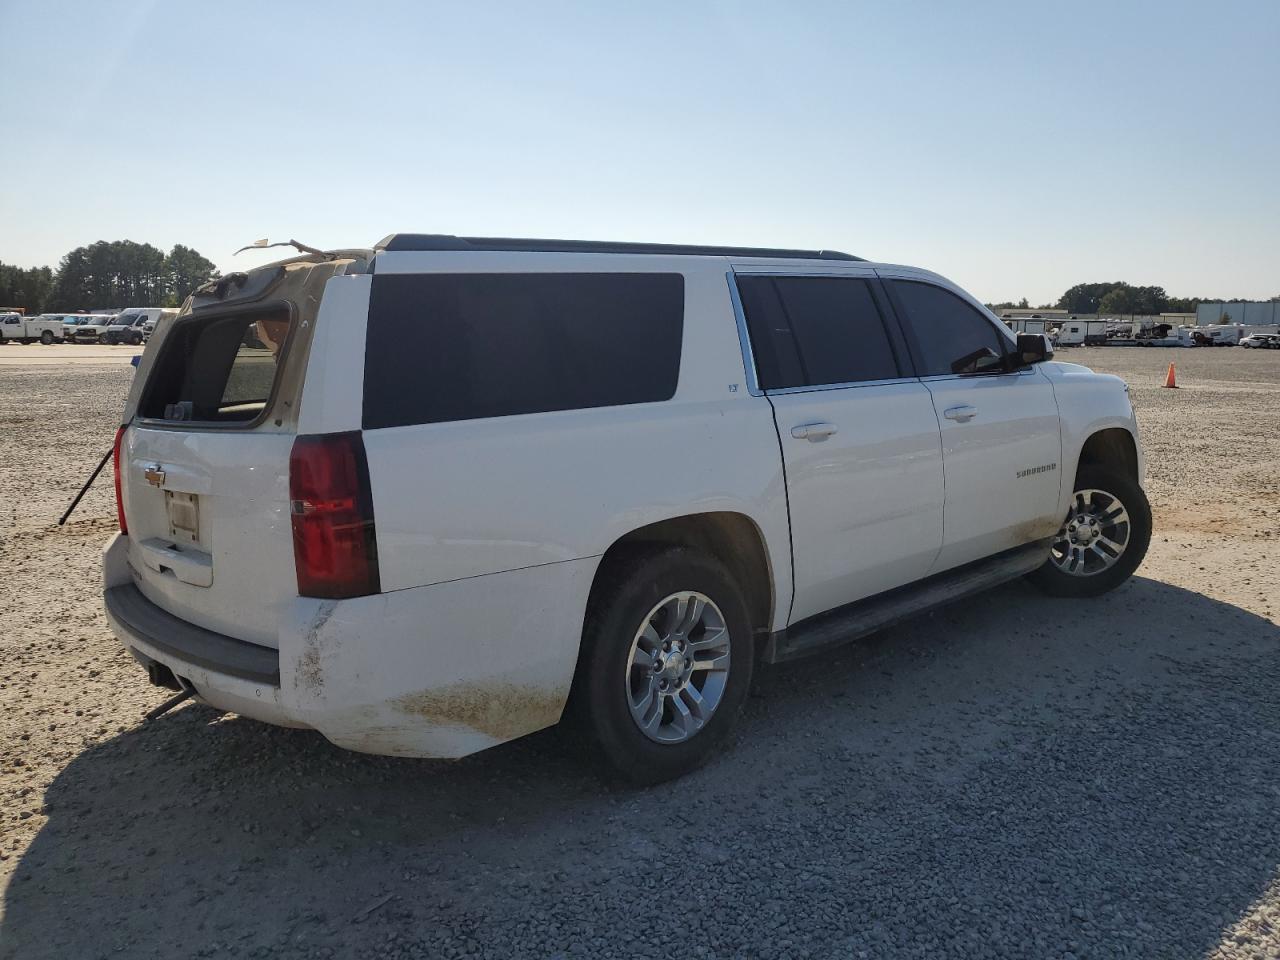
[363,273,684,429]
[887,280,1008,376]
[736,275,899,389]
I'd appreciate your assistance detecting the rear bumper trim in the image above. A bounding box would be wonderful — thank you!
[105,583,281,687]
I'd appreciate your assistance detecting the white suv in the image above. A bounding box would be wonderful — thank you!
[103,235,1151,782]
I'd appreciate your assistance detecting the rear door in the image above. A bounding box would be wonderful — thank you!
[734,269,945,624]
[117,262,356,647]
[880,274,1062,574]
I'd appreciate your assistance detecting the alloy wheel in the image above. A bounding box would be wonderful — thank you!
[1050,488,1132,576]
[625,591,731,744]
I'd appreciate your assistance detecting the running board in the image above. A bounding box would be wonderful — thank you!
[763,539,1052,664]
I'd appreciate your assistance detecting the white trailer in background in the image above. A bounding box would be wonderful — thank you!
[1191,324,1246,346]
[1004,318,1057,338]
[1056,319,1109,346]
[1141,327,1198,347]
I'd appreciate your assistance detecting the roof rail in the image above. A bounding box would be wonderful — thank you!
[374,234,863,261]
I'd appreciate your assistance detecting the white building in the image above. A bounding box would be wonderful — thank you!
[1195,301,1280,326]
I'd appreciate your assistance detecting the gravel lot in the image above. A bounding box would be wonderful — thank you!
[2,345,1278,959]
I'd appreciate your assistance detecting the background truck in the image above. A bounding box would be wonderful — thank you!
[0,312,64,344]
[104,308,178,345]
[71,313,120,343]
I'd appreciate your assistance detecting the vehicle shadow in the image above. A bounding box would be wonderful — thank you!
[4,576,1279,959]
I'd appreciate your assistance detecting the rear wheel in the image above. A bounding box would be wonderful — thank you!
[574,546,754,784]
[40,330,54,345]
[1027,465,1151,598]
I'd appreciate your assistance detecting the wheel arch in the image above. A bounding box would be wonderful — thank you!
[588,511,776,641]
[1076,427,1139,483]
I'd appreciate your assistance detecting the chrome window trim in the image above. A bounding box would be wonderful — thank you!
[917,366,1038,384]
[730,267,879,278]
[725,271,763,397]
[765,376,917,397]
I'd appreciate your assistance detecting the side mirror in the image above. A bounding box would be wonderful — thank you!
[1016,332,1054,365]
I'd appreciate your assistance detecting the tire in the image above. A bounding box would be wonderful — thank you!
[40,330,54,345]
[572,545,754,785]
[1026,464,1152,598]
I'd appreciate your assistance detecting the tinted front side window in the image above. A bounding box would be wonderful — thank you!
[363,273,684,429]
[888,280,1008,376]
[736,275,899,389]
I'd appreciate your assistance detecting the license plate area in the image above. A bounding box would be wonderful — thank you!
[166,491,200,544]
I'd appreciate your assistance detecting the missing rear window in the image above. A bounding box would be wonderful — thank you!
[139,306,293,424]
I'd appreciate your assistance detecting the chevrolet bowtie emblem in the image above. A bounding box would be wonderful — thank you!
[144,465,166,487]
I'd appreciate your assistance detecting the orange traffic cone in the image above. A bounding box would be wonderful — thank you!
[1163,363,1178,388]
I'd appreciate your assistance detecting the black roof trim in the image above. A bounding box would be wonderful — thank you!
[374,234,863,261]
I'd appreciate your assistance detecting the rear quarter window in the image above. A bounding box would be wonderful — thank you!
[362,273,684,428]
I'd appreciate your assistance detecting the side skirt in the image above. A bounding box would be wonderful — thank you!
[763,539,1052,664]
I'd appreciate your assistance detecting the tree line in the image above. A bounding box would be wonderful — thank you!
[0,240,220,314]
[990,282,1280,317]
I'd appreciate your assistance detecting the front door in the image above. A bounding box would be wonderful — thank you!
[734,271,945,624]
[881,275,1063,573]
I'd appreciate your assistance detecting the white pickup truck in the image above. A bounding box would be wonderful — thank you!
[0,313,64,344]
[103,235,1151,783]
[70,314,120,343]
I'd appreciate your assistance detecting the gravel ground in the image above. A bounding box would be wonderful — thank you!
[1,345,1278,959]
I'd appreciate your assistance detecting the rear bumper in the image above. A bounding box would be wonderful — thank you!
[102,534,597,759]
[106,584,280,685]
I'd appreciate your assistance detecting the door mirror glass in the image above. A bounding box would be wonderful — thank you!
[1016,332,1054,365]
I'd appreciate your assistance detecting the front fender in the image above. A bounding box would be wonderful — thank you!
[1039,363,1143,515]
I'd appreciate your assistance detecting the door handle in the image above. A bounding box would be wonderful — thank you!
[791,422,838,442]
[943,405,977,423]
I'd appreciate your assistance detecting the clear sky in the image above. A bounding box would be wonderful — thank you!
[3,0,1277,304]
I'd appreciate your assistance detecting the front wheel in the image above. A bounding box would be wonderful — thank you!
[1027,465,1152,598]
[573,546,754,784]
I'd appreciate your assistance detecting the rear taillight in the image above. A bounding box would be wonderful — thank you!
[289,432,380,599]
[112,425,128,534]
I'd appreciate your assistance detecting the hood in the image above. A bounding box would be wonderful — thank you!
[1039,360,1130,392]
